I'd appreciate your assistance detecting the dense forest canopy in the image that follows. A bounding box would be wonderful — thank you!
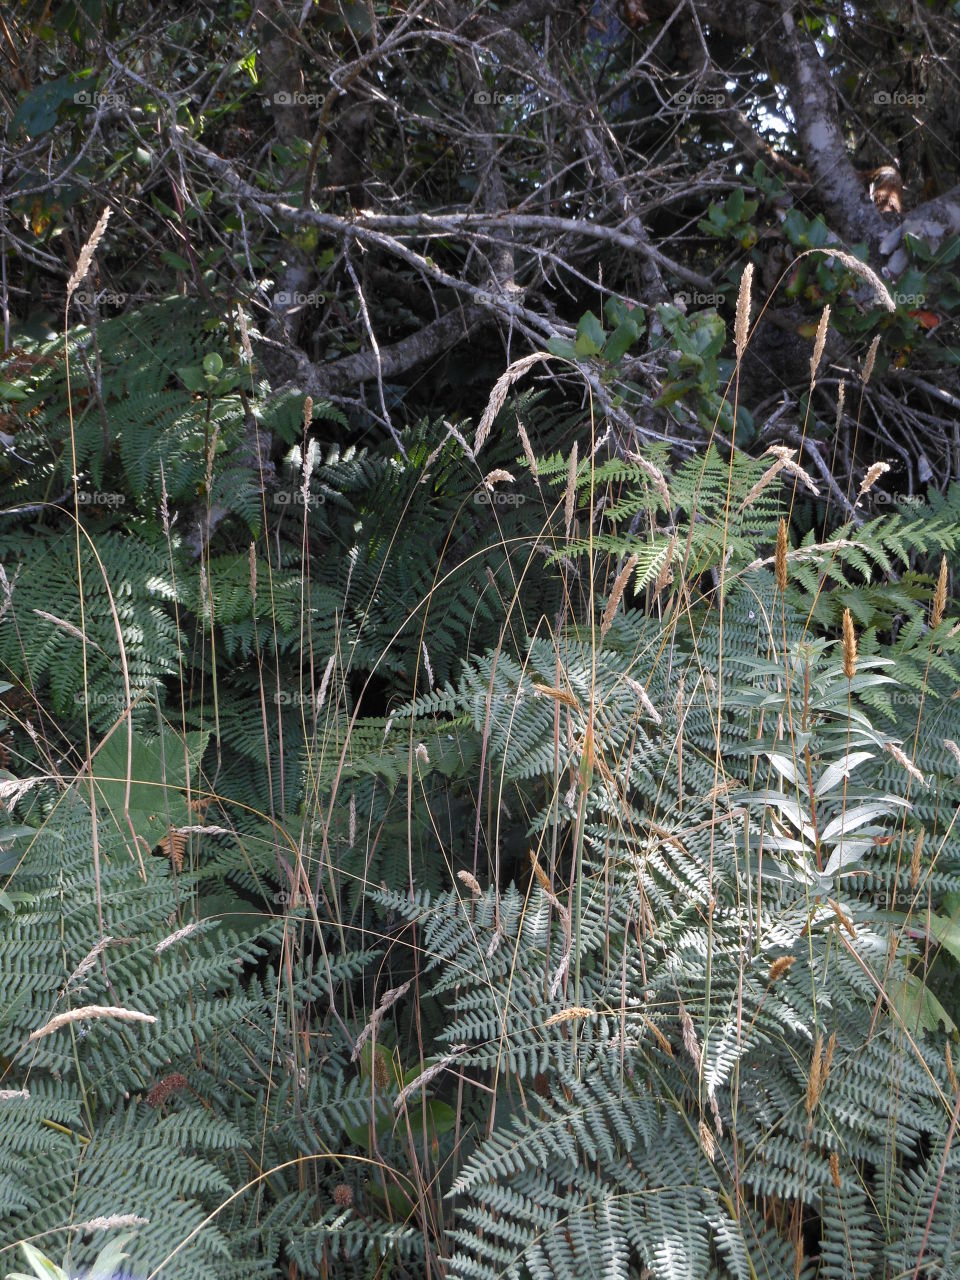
[3,3,960,1279]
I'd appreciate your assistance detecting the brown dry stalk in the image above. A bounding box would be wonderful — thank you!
[822,1032,836,1084]
[842,609,858,679]
[457,869,482,898]
[516,415,539,479]
[735,263,754,363]
[564,441,578,540]
[29,1004,156,1043]
[806,1032,824,1115]
[857,461,891,502]
[653,537,676,595]
[248,542,257,604]
[352,980,412,1062]
[316,653,336,713]
[624,676,662,726]
[678,999,701,1073]
[625,450,672,508]
[66,206,112,298]
[155,922,202,956]
[769,955,796,983]
[68,936,117,989]
[529,850,552,894]
[947,1042,959,1096]
[543,1006,594,1026]
[910,828,925,889]
[884,741,925,786]
[775,518,788,592]
[830,1151,841,1188]
[828,898,857,940]
[810,306,831,383]
[483,468,514,488]
[741,460,786,510]
[394,1044,468,1112]
[601,554,638,638]
[302,395,313,432]
[76,1215,150,1231]
[765,444,821,496]
[698,1118,716,1162]
[835,381,845,433]
[238,306,253,370]
[475,353,548,451]
[862,335,881,386]
[933,556,949,628]
[643,1016,674,1056]
[816,250,895,312]
[532,682,582,710]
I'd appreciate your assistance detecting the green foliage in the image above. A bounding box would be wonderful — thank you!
[5,306,960,1277]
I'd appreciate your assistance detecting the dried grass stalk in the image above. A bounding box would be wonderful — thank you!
[829,1151,841,1188]
[68,936,116,989]
[421,641,435,691]
[775,518,788,592]
[238,306,253,369]
[678,999,701,1073]
[857,461,890,502]
[80,1215,150,1231]
[933,555,948,628]
[828,898,857,940]
[516,415,539,480]
[806,1032,824,1115]
[625,450,672,508]
[741,461,786,510]
[810,306,831,383]
[544,1006,594,1026]
[394,1044,468,1112]
[910,828,925,889]
[835,381,845,433]
[601,555,638,638]
[842,609,858,680]
[29,1004,155,1042]
[653,536,676,596]
[625,676,662,726]
[155,921,202,956]
[67,207,112,298]
[643,1016,674,1056]
[457,869,482,898]
[735,263,754,363]
[475,353,548,451]
[564,441,578,540]
[698,1118,716,1161]
[884,741,925,785]
[768,955,796,982]
[302,395,313,432]
[945,740,960,771]
[815,250,895,312]
[483,468,514,488]
[316,653,336,714]
[947,1041,959,1096]
[352,980,412,1061]
[529,851,552,894]
[862,335,881,386]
